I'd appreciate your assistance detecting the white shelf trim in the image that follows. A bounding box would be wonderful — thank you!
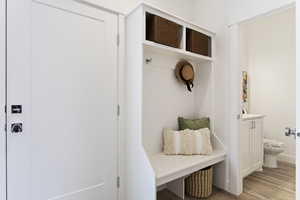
[143,40,213,63]
[127,2,216,36]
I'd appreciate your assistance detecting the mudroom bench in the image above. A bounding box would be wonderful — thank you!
[150,149,226,187]
[126,3,228,200]
[149,133,226,199]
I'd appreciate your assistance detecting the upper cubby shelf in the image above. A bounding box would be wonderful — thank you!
[143,40,213,63]
[140,3,215,63]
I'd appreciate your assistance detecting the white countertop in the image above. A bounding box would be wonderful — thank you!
[241,114,265,121]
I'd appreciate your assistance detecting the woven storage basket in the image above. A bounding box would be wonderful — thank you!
[186,28,212,57]
[146,13,182,48]
[185,167,213,198]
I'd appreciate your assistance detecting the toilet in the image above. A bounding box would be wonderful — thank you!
[263,139,284,168]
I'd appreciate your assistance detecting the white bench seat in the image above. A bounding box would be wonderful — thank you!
[149,150,226,186]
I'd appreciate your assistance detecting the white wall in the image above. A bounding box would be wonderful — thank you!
[142,0,198,22]
[228,0,295,25]
[85,0,198,21]
[240,8,296,163]
[143,50,198,155]
[75,0,138,14]
[192,0,229,150]
[142,51,215,156]
[191,0,230,191]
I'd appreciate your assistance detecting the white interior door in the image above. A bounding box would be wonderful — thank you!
[7,1,119,200]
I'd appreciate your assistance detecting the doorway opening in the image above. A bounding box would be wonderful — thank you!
[236,6,296,199]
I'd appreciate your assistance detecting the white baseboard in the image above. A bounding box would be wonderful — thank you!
[278,153,295,164]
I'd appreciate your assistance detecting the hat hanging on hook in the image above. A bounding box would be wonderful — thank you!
[175,60,195,92]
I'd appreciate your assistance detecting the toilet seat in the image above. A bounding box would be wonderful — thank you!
[264,146,284,154]
[264,138,284,149]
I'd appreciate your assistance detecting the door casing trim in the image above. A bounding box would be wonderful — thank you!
[117,14,125,200]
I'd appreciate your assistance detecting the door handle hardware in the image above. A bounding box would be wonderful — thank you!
[251,121,254,129]
[285,127,294,136]
[285,127,298,139]
[11,123,23,133]
[11,105,22,114]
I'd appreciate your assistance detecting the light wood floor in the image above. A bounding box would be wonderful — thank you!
[157,162,295,200]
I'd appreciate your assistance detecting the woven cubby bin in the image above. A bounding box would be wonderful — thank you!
[185,166,213,198]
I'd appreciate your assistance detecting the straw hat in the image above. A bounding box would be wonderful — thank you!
[175,60,194,92]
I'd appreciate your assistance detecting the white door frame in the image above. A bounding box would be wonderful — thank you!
[228,24,243,195]
[296,1,299,199]
[1,1,126,199]
[68,3,126,199]
[228,2,296,195]
[117,14,126,200]
[0,0,6,199]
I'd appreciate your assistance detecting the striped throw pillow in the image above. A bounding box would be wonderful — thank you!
[163,128,213,155]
